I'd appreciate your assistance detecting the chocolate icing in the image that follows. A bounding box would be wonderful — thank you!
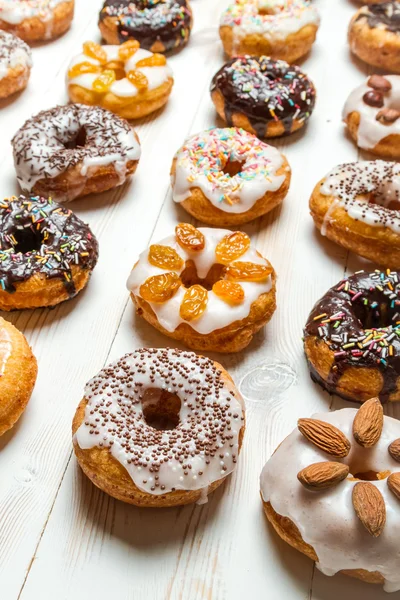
[99,0,192,52]
[356,2,400,34]
[210,56,316,139]
[304,270,400,403]
[0,196,98,296]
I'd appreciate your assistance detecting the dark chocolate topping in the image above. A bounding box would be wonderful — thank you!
[356,2,400,34]
[99,0,192,52]
[304,270,400,403]
[0,196,98,296]
[210,56,316,139]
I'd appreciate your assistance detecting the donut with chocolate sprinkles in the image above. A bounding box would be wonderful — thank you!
[98,0,193,54]
[0,195,99,310]
[210,56,316,139]
[0,31,32,99]
[73,347,245,507]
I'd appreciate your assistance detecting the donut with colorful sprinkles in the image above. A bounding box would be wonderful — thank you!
[219,0,320,63]
[73,347,245,507]
[171,128,291,226]
[99,0,193,54]
[0,0,74,42]
[210,56,316,139]
[0,195,99,310]
[310,161,400,268]
[304,270,400,403]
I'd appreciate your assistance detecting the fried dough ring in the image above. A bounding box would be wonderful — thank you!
[0,0,74,42]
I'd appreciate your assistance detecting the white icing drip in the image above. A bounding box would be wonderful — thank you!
[126,227,273,335]
[67,46,173,99]
[260,408,400,593]
[0,324,12,377]
[0,0,69,24]
[0,31,32,81]
[220,0,320,43]
[75,349,245,496]
[319,161,400,234]
[172,128,287,214]
[343,76,400,150]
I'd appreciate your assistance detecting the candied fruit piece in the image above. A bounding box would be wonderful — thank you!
[83,41,107,64]
[215,232,251,265]
[180,285,208,321]
[92,70,116,93]
[213,280,244,305]
[118,40,140,61]
[135,53,167,68]
[127,69,148,90]
[148,245,184,271]
[140,272,180,303]
[68,61,100,79]
[226,261,273,282]
[175,223,205,252]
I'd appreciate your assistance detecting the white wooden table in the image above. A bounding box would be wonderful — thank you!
[1,0,399,598]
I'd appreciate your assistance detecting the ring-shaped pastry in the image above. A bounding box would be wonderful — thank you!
[0,31,31,98]
[0,0,74,42]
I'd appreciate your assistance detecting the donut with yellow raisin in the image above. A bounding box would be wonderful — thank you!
[67,41,173,119]
[0,0,74,42]
[127,224,276,353]
[0,31,31,99]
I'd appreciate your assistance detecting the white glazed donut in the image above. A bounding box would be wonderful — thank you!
[73,348,245,507]
[12,103,141,202]
[260,404,400,592]
[343,74,400,160]
[0,30,31,98]
[170,127,291,226]
[0,0,74,42]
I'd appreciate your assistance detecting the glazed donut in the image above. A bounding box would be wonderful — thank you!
[219,0,320,62]
[261,401,400,592]
[170,128,291,227]
[343,75,400,160]
[127,225,276,353]
[67,41,173,120]
[0,0,74,42]
[303,269,400,403]
[12,104,141,203]
[310,161,400,268]
[0,195,98,310]
[0,317,37,436]
[0,31,31,99]
[349,2,400,74]
[99,0,193,54]
[73,348,245,507]
[210,56,316,139]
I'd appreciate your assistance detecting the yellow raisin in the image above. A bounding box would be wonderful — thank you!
[226,261,273,282]
[118,40,140,61]
[180,285,208,321]
[68,61,100,78]
[175,223,205,252]
[127,69,148,90]
[140,272,180,303]
[148,245,184,271]
[92,69,116,92]
[215,232,251,265]
[135,53,167,68]
[212,280,244,305]
[83,41,107,64]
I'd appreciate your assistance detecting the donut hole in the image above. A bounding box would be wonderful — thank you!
[352,469,390,481]
[63,127,87,150]
[104,61,125,80]
[12,228,43,254]
[180,261,225,291]
[222,158,245,178]
[142,388,181,431]
[353,292,394,329]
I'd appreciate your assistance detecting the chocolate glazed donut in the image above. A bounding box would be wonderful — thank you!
[304,270,400,404]
[210,56,316,139]
[356,1,400,33]
[99,0,193,53]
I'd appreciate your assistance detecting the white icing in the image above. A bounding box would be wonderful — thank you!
[67,46,173,99]
[0,30,32,81]
[75,348,245,496]
[172,128,287,214]
[343,76,400,150]
[0,0,69,24]
[220,0,320,43]
[126,227,273,335]
[319,161,400,234]
[260,408,400,593]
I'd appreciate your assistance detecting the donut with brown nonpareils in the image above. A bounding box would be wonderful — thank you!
[210,56,316,139]
[349,2,400,74]
[0,0,74,42]
[98,0,193,54]
[72,348,245,507]
[0,31,31,99]
[0,195,98,310]
[260,401,400,592]
[310,161,400,268]
[12,104,141,203]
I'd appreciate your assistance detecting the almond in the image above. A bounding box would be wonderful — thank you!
[298,418,351,457]
[353,397,383,448]
[297,461,349,490]
[352,481,386,537]
[376,108,400,124]
[367,74,392,93]
[388,438,400,462]
[387,473,400,500]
